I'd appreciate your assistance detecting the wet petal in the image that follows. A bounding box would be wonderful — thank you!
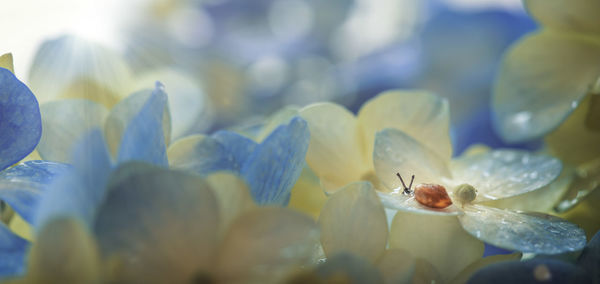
[319,182,388,262]
[37,99,108,162]
[27,35,132,106]
[315,252,384,284]
[358,90,452,162]
[373,128,451,191]
[390,211,484,280]
[492,31,600,142]
[26,218,100,283]
[168,135,238,175]
[451,149,562,202]
[94,165,219,284]
[34,129,112,229]
[216,207,319,283]
[0,68,42,171]
[299,103,368,191]
[467,259,590,284]
[241,117,310,205]
[0,223,28,277]
[525,0,600,34]
[377,192,462,216]
[0,161,70,223]
[116,84,169,166]
[376,249,415,284]
[459,204,587,254]
[0,53,14,73]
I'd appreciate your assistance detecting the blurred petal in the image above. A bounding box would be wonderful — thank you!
[377,191,462,216]
[255,106,300,142]
[467,259,590,284]
[376,249,415,284]
[94,165,219,284]
[288,167,327,220]
[0,161,70,223]
[212,130,257,167]
[204,172,255,235]
[299,103,368,191]
[34,129,112,229]
[216,207,319,283]
[451,150,562,202]
[26,218,101,283]
[412,258,443,284]
[373,128,451,191]
[37,99,108,162]
[116,84,169,166]
[0,223,28,277]
[315,252,384,284]
[0,68,42,171]
[319,182,388,262]
[492,31,600,142]
[27,35,132,106]
[168,135,238,175]
[525,0,600,34]
[450,252,522,284]
[0,53,14,73]
[358,90,452,162]
[459,204,586,254]
[240,117,309,205]
[390,211,484,280]
[577,230,600,283]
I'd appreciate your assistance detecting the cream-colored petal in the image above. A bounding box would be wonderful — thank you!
[255,106,301,142]
[288,167,328,220]
[525,0,600,34]
[450,149,562,202]
[389,211,484,281]
[459,204,586,254]
[37,100,108,163]
[378,192,462,216]
[376,249,415,284]
[319,182,388,262]
[27,218,101,283]
[449,252,522,284]
[493,31,600,142]
[216,207,319,283]
[358,90,452,162]
[204,172,255,236]
[299,103,368,191]
[412,258,443,284]
[0,53,14,73]
[373,128,451,191]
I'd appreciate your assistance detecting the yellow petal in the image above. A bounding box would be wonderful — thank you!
[358,90,452,162]
[389,211,484,281]
[525,0,600,34]
[493,31,600,142]
[288,167,327,220]
[204,172,255,236]
[376,249,416,284]
[255,106,301,142]
[8,213,33,242]
[319,182,388,262]
[0,53,14,73]
[299,103,368,191]
[412,258,443,284]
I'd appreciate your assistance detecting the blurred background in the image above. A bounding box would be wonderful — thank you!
[0,0,536,155]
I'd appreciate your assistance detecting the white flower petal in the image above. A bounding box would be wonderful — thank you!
[378,192,462,216]
[459,204,587,254]
[319,182,388,262]
[525,0,600,34]
[451,149,562,202]
[376,249,415,284]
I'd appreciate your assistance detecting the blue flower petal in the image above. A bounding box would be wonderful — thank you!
[0,68,42,171]
[467,259,590,284]
[0,222,28,277]
[0,161,70,223]
[240,117,309,205]
[117,83,169,166]
[169,135,239,175]
[578,230,600,283]
[34,129,112,230]
[212,130,257,168]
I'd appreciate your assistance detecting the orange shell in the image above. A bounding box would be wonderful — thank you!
[414,184,453,209]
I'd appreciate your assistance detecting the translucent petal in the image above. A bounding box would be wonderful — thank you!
[0,161,70,223]
[94,166,219,284]
[525,0,600,34]
[105,87,171,158]
[288,167,327,220]
[468,259,590,283]
[459,204,587,254]
[212,130,258,167]
[390,211,484,280]
[376,249,415,284]
[204,172,255,236]
[37,99,108,163]
[26,218,100,283]
[27,35,132,106]
[412,258,443,284]
[299,103,368,191]
[450,149,562,202]
[0,223,28,277]
[216,208,319,283]
[319,182,388,262]
[34,130,112,229]
[116,84,169,166]
[373,128,451,191]
[0,68,42,171]
[314,252,384,283]
[358,90,452,162]
[377,192,462,216]
[0,53,14,73]
[167,135,238,175]
[492,31,600,142]
[241,117,310,205]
